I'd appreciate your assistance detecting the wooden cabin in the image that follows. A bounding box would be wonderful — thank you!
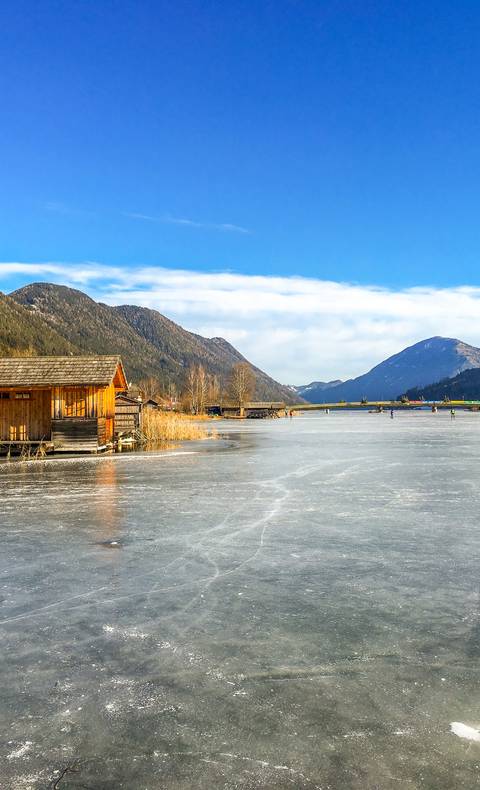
[143,398,159,410]
[115,393,143,434]
[0,356,127,453]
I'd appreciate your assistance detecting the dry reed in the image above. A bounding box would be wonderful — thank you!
[142,410,216,444]
[17,443,48,462]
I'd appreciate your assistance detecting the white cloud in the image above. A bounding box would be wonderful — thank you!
[2,261,480,383]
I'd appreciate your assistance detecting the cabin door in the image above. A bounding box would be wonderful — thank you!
[9,394,30,441]
[64,388,87,418]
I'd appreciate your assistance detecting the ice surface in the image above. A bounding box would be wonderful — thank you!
[1,412,480,788]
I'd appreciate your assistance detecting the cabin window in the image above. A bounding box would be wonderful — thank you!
[0,392,10,399]
[14,392,30,400]
[9,424,27,441]
[64,388,87,418]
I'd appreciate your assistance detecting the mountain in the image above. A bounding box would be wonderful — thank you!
[112,303,295,400]
[405,368,480,401]
[300,337,480,403]
[9,282,296,402]
[0,291,78,356]
[294,380,343,398]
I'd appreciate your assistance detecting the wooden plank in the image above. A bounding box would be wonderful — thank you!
[52,418,100,452]
[0,389,51,441]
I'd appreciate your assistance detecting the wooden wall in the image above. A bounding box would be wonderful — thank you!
[52,418,99,452]
[104,383,115,443]
[50,384,116,448]
[115,399,142,433]
[52,386,99,419]
[0,382,120,447]
[50,383,116,420]
[0,389,51,442]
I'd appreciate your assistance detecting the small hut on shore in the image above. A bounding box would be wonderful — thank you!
[114,393,143,434]
[143,397,159,410]
[0,356,127,453]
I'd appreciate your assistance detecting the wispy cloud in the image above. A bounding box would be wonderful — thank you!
[45,205,251,234]
[125,212,251,234]
[2,261,480,383]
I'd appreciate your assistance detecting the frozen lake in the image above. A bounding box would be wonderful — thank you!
[1,411,480,789]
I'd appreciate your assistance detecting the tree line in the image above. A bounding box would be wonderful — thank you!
[138,361,256,414]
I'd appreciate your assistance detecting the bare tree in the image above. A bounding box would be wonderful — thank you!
[229,362,255,415]
[185,365,208,414]
[166,379,177,401]
[186,366,198,414]
[164,379,178,409]
[197,365,208,415]
[208,374,221,405]
[138,376,162,401]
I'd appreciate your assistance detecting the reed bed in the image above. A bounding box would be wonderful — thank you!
[142,410,217,444]
[17,443,48,462]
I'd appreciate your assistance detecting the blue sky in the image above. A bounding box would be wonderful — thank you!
[2,1,480,381]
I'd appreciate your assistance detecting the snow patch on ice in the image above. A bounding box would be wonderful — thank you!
[343,731,370,739]
[103,624,148,640]
[111,676,135,687]
[450,722,480,741]
[7,741,32,760]
[7,773,42,789]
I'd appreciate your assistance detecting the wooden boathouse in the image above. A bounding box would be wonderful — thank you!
[0,356,127,453]
[114,393,143,434]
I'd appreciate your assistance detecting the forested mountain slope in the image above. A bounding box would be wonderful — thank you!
[405,368,480,401]
[9,282,296,401]
[0,291,78,356]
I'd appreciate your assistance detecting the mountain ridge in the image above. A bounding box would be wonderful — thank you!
[294,379,343,398]
[299,337,480,402]
[7,282,297,402]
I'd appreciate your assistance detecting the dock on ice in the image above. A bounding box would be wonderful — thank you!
[207,402,285,418]
[292,399,480,411]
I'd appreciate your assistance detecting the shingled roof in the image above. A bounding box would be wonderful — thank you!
[0,356,127,388]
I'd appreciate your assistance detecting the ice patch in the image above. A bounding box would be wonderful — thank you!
[7,773,41,789]
[111,676,135,687]
[343,731,369,739]
[7,741,32,760]
[103,624,148,640]
[450,722,480,741]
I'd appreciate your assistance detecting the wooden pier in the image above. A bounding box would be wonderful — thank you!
[207,402,285,418]
[291,399,480,411]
